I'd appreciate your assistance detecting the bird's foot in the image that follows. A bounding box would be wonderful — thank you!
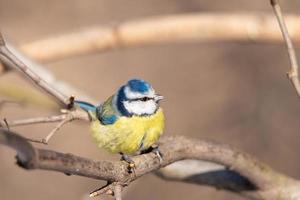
[141,144,164,164]
[151,145,163,164]
[120,153,136,174]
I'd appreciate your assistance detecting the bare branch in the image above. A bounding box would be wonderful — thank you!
[41,119,69,144]
[1,129,300,199]
[2,118,9,130]
[24,137,48,144]
[8,44,96,104]
[19,13,300,63]
[1,115,68,127]
[270,0,300,97]
[0,110,89,144]
[0,109,89,128]
[89,182,114,197]
[90,183,123,200]
[41,111,78,144]
[0,36,69,106]
[0,34,96,107]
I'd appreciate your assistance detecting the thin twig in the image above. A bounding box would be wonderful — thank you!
[24,137,48,144]
[42,119,69,144]
[89,182,123,198]
[270,0,300,96]
[1,109,89,128]
[3,118,9,130]
[89,182,113,197]
[42,112,75,144]
[1,115,67,128]
[0,109,88,144]
[0,110,89,144]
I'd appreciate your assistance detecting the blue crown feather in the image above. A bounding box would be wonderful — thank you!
[127,79,151,93]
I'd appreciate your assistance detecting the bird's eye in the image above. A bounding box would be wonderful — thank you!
[141,97,149,101]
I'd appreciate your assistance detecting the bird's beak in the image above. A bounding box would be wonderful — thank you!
[154,94,164,101]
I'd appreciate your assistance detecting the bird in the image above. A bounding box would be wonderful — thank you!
[75,79,165,166]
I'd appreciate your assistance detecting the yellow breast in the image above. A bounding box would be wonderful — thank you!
[90,108,164,154]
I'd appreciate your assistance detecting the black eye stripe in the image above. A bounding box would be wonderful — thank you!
[127,97,154,102]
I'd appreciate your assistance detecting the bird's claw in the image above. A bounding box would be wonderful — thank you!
[120,153,136,173]
[140,144,164,164]
[151,146,163,164]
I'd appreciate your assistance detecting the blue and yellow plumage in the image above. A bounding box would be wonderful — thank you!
[75,79,164,155]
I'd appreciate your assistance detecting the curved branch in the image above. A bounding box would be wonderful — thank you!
[5,44,96,104]
[20,13,300,63]
[0,38,96,106]
[1,129,299,200]
[0,41,69,106]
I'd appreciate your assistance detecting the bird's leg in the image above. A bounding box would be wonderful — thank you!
[151,144,164,164]
[119,153,135,173]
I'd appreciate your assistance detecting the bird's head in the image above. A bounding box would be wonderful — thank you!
[115,79,163,116]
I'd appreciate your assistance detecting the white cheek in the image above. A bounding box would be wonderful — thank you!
[123,100,157,115]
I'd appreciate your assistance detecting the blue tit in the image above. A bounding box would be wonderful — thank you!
[75,79,165,159]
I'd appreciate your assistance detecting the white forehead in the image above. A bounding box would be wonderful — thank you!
[124,85,155,99]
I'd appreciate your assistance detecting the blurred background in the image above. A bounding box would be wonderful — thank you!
[1,0,300,199]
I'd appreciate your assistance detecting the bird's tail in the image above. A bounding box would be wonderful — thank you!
[74,100,97,112]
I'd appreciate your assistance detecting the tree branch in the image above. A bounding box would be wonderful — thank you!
[1,114,67,127]
[0,37,96,107]
[270,0,300,97]
[1,129,300,199]
[0,109,89,127]
[8,44,96,103]
[0,109,90,144]
[19,13,300,63]
[0,38,69,106]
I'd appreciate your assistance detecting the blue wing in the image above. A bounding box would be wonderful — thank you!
[75,99,118,125]
[97,96,119,125]
[100,114,118,125]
